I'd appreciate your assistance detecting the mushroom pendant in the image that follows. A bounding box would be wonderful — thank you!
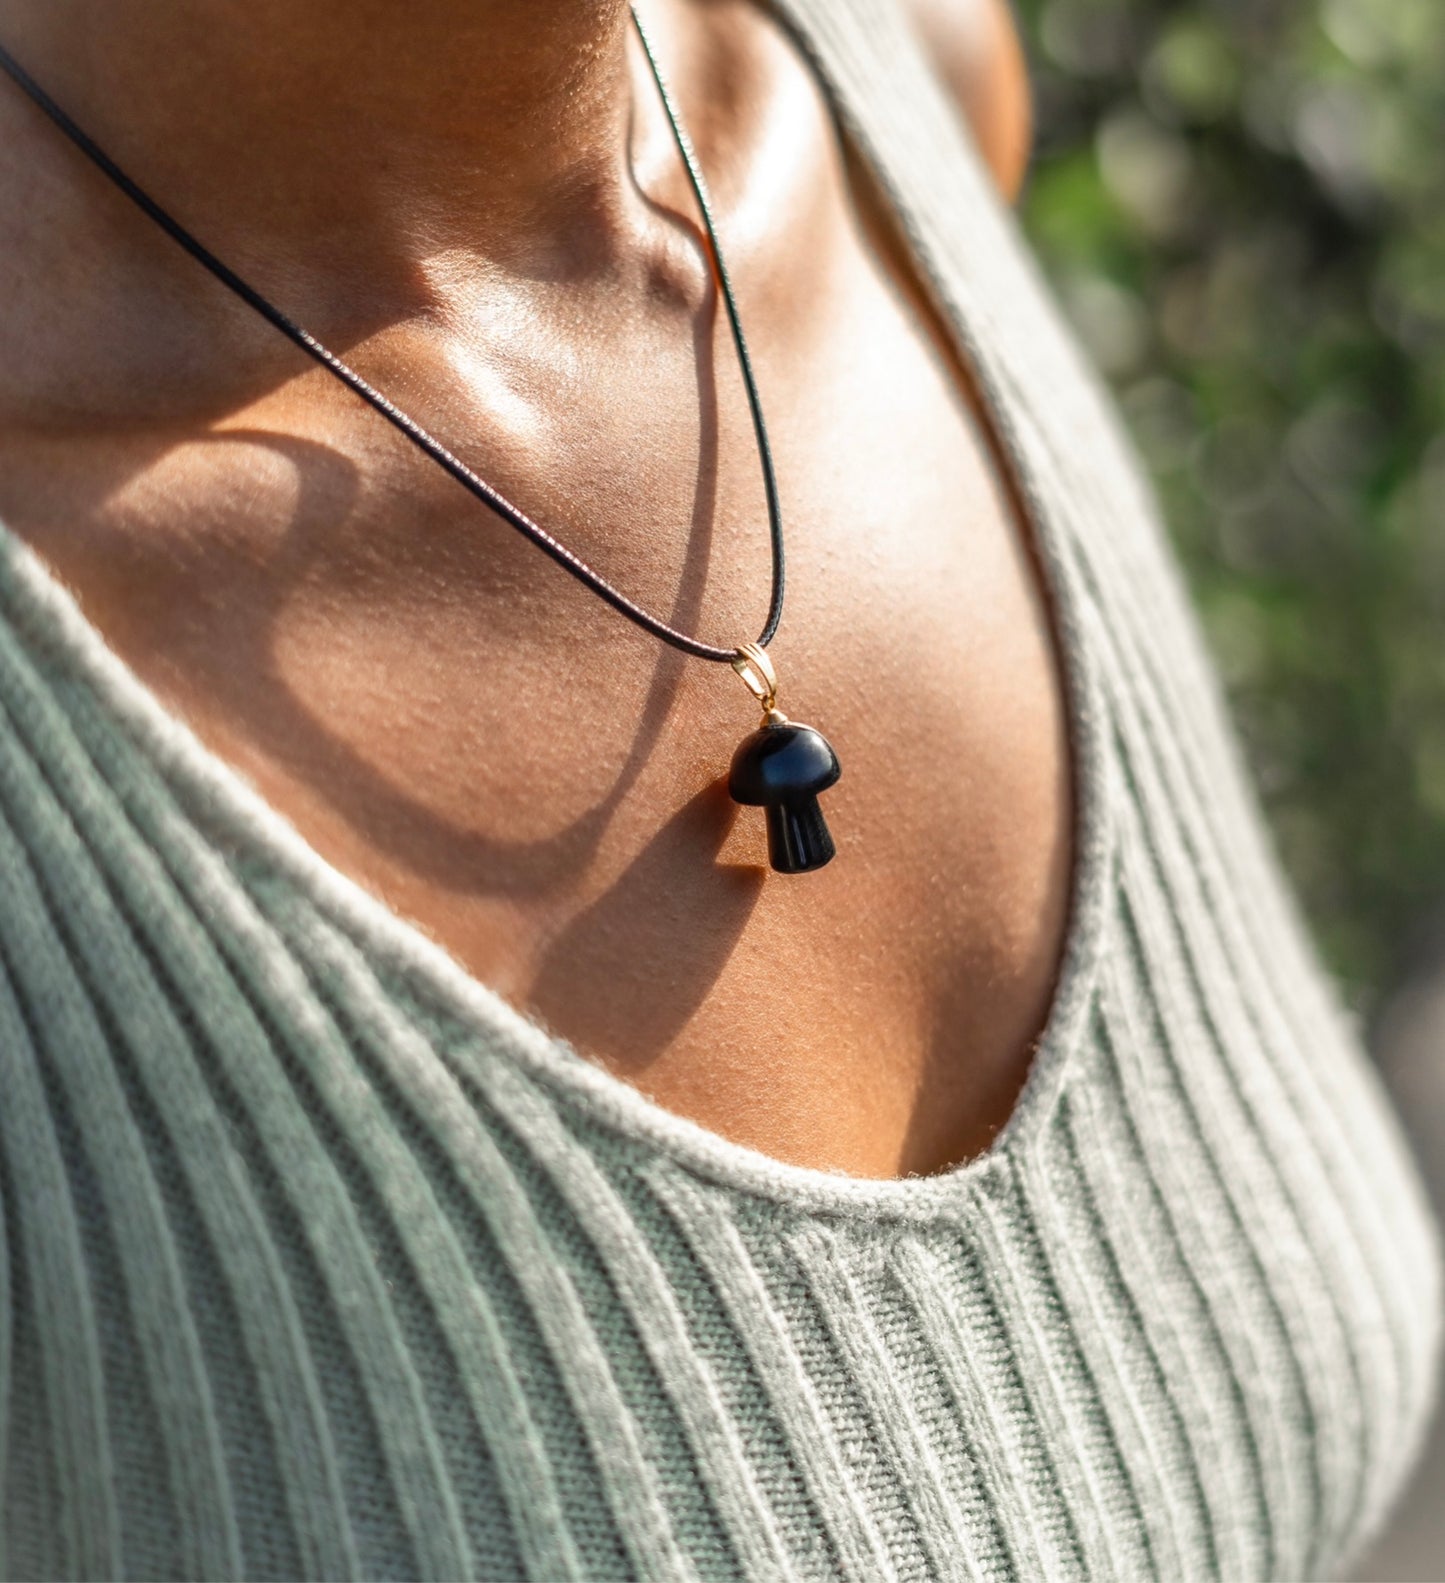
[728,642,841,873]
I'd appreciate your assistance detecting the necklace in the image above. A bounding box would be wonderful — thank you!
[0,6,842,872]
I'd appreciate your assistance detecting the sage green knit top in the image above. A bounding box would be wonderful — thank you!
[0,0,1440,1578]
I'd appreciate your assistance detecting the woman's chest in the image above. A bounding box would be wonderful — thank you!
[0,178,1073,1182]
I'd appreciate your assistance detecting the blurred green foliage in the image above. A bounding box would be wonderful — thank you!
[1014,0,1445,1007]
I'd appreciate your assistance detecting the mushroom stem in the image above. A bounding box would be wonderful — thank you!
[765,797,836,873]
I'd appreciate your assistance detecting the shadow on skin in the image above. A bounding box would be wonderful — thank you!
[529,775,765,1070]
[5,243,732,910]
[152,420,704,898]
[253,246,723,903]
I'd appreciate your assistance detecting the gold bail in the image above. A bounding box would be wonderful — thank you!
[731,642,788,725]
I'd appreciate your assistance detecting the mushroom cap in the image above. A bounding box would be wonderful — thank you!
[728,722,841,805]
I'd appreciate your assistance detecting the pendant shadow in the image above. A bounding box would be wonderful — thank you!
[528,775,766,1070]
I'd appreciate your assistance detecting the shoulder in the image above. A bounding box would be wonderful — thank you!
[896,0,1032,201]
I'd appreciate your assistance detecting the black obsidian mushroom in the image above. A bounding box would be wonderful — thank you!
[728,720,841,873]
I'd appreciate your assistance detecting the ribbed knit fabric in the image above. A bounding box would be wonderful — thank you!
[0,0,1440,1578]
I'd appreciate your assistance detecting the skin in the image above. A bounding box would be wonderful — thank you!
[0,0,1070,1180]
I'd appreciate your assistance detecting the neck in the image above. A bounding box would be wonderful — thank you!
[0,0,674,290]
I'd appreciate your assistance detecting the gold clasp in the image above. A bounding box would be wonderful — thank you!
[731,641,788,725]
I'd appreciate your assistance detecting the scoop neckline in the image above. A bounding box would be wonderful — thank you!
[0,0,1116,1222]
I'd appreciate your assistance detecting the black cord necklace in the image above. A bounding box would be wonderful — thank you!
[0,5,842,872]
